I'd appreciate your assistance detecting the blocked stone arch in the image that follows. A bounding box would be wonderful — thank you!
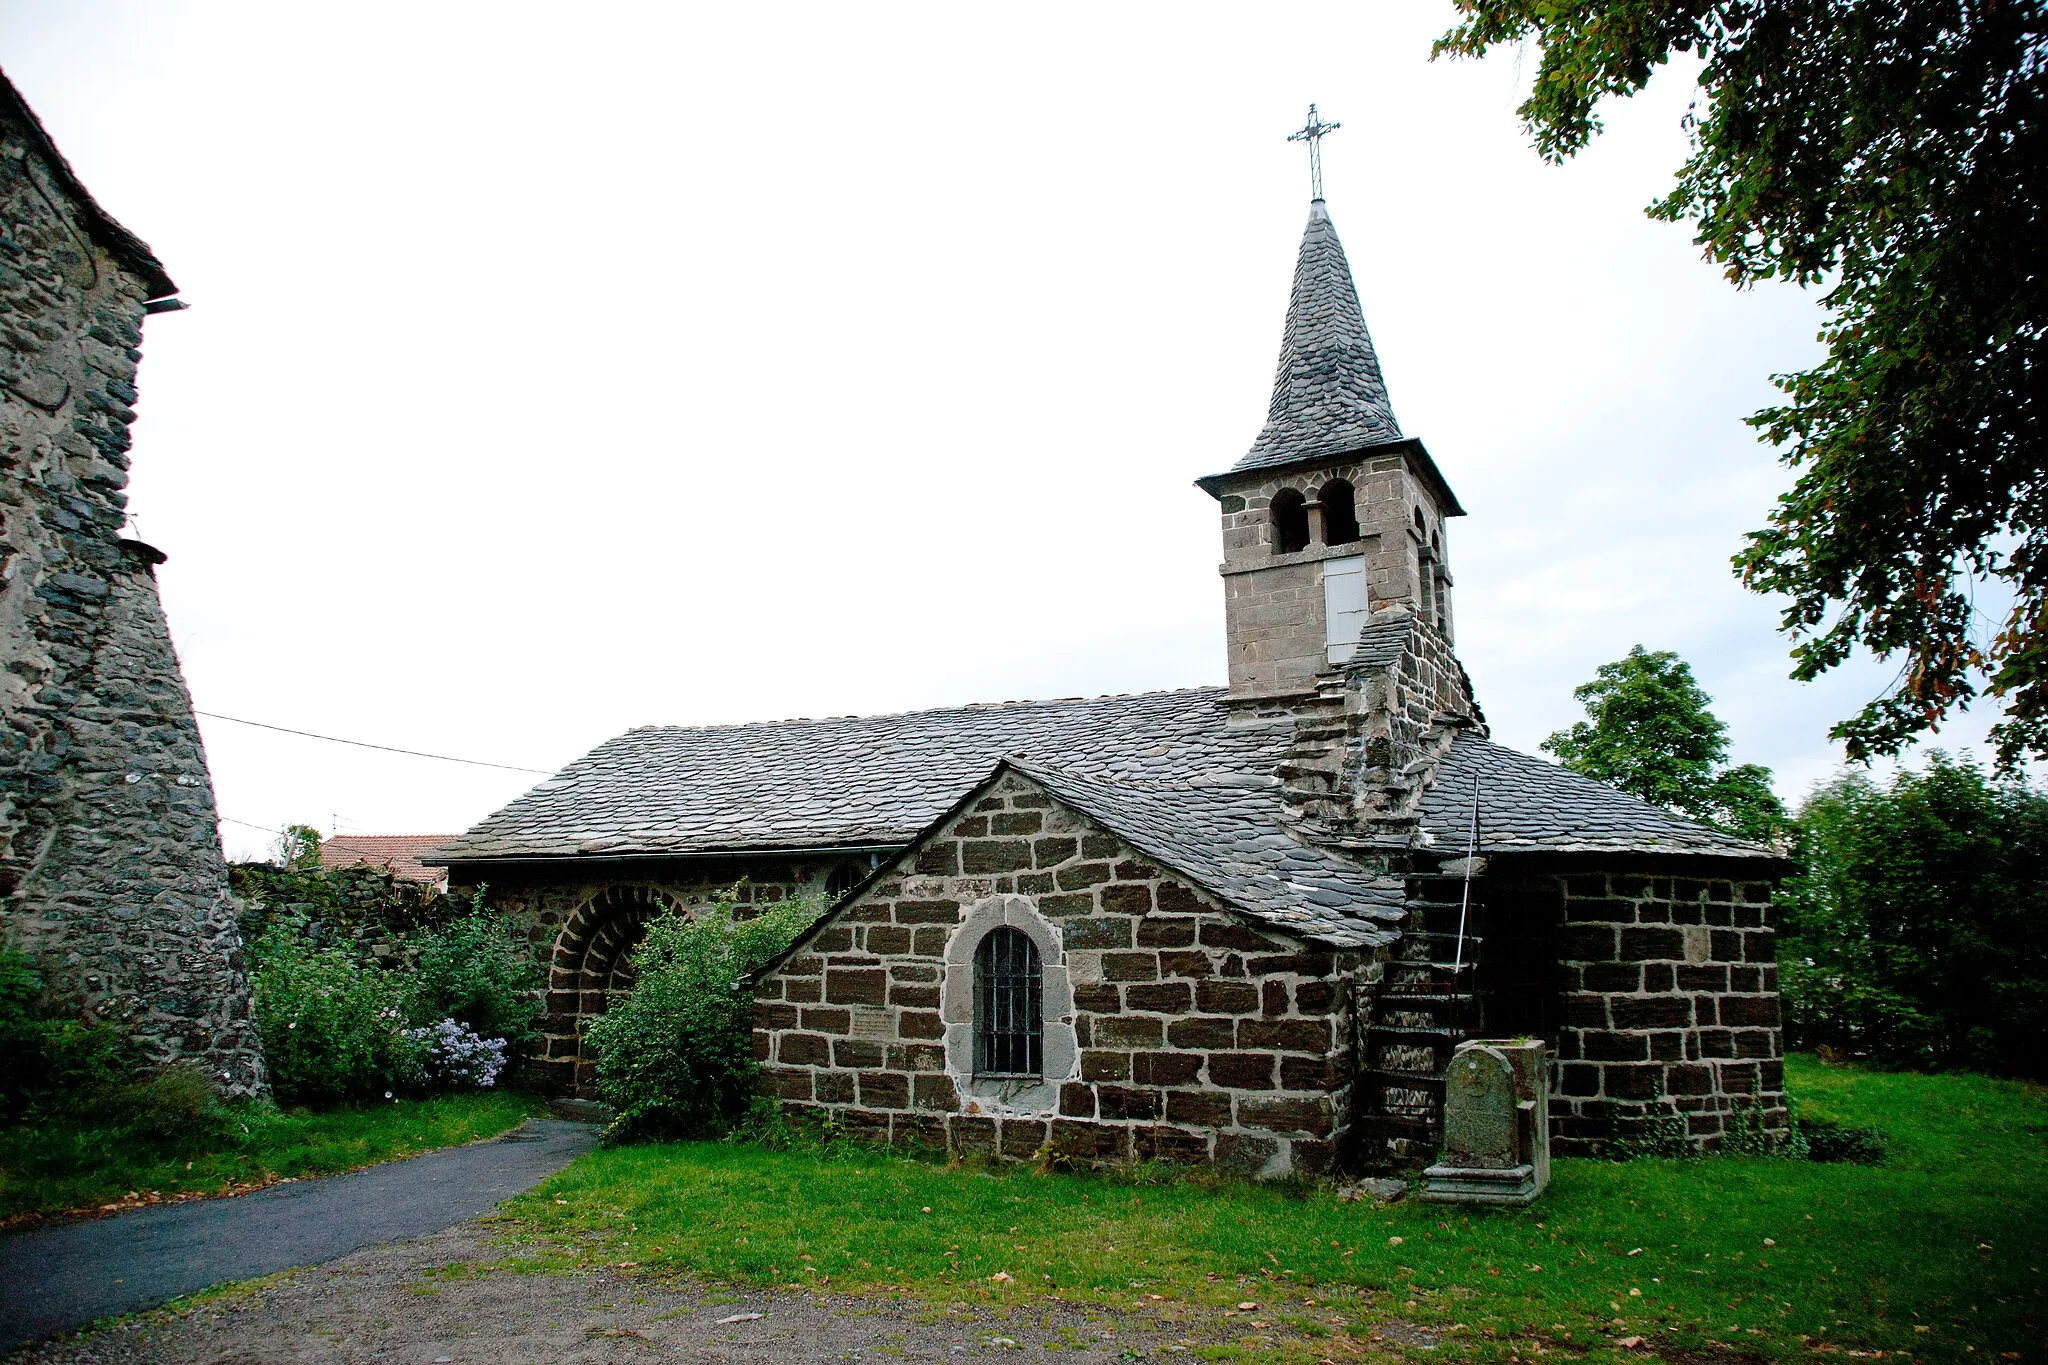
[545,884,671,1096]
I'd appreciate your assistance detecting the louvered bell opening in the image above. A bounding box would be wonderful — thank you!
[973,926,1043,1077]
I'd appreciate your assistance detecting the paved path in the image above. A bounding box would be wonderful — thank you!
[0,1117,595,1351]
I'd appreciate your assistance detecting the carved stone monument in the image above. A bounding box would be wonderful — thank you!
[1420,1039,1550,1205]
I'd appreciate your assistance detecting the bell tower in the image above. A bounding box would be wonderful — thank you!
[1197,190,1464,707]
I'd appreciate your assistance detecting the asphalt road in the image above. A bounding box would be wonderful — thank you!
[0,1117,596,1351]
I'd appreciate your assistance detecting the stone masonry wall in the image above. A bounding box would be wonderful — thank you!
[463,855,851,1094]
[0,107,263,1094]
[1539,867,1785,1153]
[754,771,1379,1177]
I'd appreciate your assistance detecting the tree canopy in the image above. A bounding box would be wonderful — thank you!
[1779,753,2048,1077]
[1543,645,1790,842]
[1437,1,2047,766]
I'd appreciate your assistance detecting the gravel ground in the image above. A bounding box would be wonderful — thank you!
[7,1223,1272,1364]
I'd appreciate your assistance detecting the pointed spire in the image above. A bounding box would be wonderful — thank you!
[1235,200,1401,472]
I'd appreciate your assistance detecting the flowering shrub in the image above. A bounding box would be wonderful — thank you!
[249,922,422,1105]
[411,909,543,1059]
[403,1018,509,1090]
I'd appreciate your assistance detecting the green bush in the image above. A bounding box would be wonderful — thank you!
[1780,754,2048,1078]
[249,922,423,1106]
[0,951,136,1123]
[411,906,543,1056]
[585,894,824,1143]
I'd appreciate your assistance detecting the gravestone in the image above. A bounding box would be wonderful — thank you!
[1420,1039,1550,1206]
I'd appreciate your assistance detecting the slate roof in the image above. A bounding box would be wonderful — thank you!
[1233,199,1400,474]
[431,688,1287,863]
[1413,733,1772,859]
[1010,758,1405,948]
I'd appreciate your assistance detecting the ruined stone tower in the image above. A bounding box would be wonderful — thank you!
[1197,198,1465,707]
[1,70,265,1095]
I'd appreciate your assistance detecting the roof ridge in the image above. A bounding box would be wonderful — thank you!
[617,684,1227,737]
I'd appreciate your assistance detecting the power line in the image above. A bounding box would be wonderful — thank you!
[193,711,553,774]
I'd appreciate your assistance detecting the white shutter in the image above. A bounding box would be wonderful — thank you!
[1323,555,1368,664]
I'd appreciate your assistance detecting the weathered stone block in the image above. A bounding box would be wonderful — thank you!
[1195,980,1259,1013]
[1095,1015,1164,1048]
[866,926,912,955]
[1238,1094,1332,1137]
[895,899,962,924]
[1124,982,1193,1014]
[833,1039,883,1069]
[800,1007,851,1034]
[1137,917,1198,947]
[913,1073,959,1111]
[1583,1030,1649,1061]
[1612,996,1692,1030]
[858,1072,908,1109]
[1031,836,1078,867]
[1133,1050,1203,1086]
[1102,952,1159,982]
[1097,1085,1162,1121]
[1208,1052,1275,1088]
[826,968,887,1006]
[780,1033,830,1066]
[1056,862,1115,890]
[1064,917,1132,949]
[1239,1017,1330,1052]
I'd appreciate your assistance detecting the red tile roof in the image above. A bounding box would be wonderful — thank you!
[318,835,454,885]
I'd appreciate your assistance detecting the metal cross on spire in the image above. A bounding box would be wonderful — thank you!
[1287,103,1341,200]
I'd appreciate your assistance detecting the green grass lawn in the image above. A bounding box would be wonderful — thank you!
[0,1090,537,1223]
[498,1057,2043,1362]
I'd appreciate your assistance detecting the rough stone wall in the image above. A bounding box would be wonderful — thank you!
[1538,868,1784,1153]
[461,855,850,1094]
[0,110,263,1094]
[1213,450,1455,701]
[753,772,1378,1177]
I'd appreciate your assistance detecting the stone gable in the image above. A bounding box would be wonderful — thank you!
[753,771,1383,1177]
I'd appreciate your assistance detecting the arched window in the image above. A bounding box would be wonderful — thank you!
[1319,480,1360,546]
[1272,489,1310,554]
[1413,506,1427,535]
[973,926,1043,1076]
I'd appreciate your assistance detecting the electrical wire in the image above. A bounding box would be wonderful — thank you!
[194,711,552,774]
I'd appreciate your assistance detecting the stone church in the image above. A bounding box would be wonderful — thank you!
[439,192,1789,1171]
[1,70,265,1095]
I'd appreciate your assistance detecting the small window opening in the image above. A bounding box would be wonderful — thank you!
[1431,530,1441,554]
[826,861,868,903]
[973,926,1043,1076]
[1272,489,1310,554]
[1319,480,1360,546]
[1413,506,1426,535]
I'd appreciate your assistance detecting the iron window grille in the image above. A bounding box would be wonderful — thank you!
[973,926,1043,1077]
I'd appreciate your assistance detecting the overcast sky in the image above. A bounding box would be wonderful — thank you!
[2,2,2005,860]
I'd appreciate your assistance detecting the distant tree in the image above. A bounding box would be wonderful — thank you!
[1435,2,2048,768]
[1780,754,2048,1077]
[1543,645,1791,842]
[271,824,323,872]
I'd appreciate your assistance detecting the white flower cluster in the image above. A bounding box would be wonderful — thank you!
[404,1017,509,1089]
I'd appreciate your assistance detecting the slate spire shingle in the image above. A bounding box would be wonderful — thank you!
[1234,199,1401,472]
